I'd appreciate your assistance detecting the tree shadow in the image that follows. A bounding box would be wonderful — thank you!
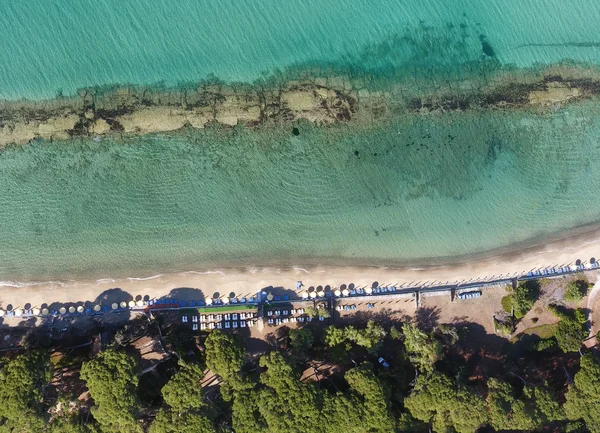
[93,288,134,305]
[415,306,441,332]
[165,287,205,303]
[261,286,301,302]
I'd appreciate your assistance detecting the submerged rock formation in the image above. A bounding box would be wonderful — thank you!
[0,62,599,147]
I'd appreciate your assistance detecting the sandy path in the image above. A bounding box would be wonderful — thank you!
[585,280,600,348]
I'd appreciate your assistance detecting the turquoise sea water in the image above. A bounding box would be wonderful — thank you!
[1,0,600,99]
[1,103,600,279]
[1,0,600,280]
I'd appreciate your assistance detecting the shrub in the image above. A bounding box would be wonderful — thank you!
[501,295,513,313]
[564,280,588,302]
[513,281,540,319]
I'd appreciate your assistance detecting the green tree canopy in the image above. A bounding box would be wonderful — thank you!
[404,372,487,433]
[161,361,205,413]
[231,391,268,433]
[564,280,588,302]
[148,409,215,433]
[402,323,442,373]
[564,354,600,433]
[344,363,395,433]
[512,280,540,319]
[257,352,321,433]
[289,327,314,354]
[0,351,52,433]
[204,330,246,390]
[549,305,588,352]
[80,349,141,433]
[324,321,386,353]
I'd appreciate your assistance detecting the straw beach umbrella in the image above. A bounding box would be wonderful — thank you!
[205,298,213,306]
[93,305,101,312]
[222,297,230,305]
[59,307,67,314]
[136,300,144,307]
[334,289,341,297]
[77,306,84,313]
[0,310,5,317]
[309,292,317,299]
[120,301,127,308]
[14,309,22,317]
[33,308,41,316]
[128,301,135,308]
[111,303,118,310]
[301,292,308,299]
[317,290,325,297]
[68,307,75,314]
[342,289,349,296]
[41,308,49,316]
[365,287,373,294]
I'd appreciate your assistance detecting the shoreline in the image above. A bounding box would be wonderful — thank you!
[1,223,599,311]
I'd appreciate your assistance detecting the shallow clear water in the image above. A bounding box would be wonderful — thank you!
[1,102,600,279]
[1,0,600,280]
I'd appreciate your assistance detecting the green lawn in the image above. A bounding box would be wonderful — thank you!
[520,323,558,339]
[189,305,257,314]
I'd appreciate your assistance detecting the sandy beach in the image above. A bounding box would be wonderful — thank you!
[1,224,599,314]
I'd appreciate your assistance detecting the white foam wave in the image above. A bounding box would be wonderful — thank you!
[96,278,116,284]
[0,280,65,288]
[127,274,164,281]
[293,267,310,274]
[178,270,226,276]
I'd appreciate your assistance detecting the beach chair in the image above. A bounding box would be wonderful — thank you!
[180,301,186,307]
[283,295,289,301]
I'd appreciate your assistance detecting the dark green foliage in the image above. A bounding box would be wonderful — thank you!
[257,352,321,433]
[564,279,589,302]
[486,379,564,431]
[404,372,487,433]
[343,363,395,433]
[80,349,142,433]
[402,323,442,372]
[564,354,600,433]
[161,361,205,413]
[231,391,268,433]
[204,330,246,388]
[548,305,588,352]
[149,360,215,433]
[0,351,52,433]
[49,417,94,433]
[513,280,540,319]
[501,295,513,313]
[148,410,215,433]
[289,327,314,354]
[324,321,386,353]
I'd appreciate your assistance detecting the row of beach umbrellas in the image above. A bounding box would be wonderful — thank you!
[0,300,148,318]
[298,287,374,299]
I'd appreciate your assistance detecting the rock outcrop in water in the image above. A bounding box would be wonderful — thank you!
[1,62,599,147]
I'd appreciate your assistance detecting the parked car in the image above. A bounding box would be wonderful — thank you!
[378,357,389,368]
